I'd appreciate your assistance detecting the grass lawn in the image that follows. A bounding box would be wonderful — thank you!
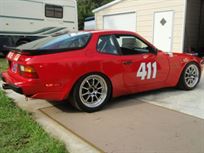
[0,58,8,73]
[0,58,68,153]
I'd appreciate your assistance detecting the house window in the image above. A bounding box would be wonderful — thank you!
[45,4,63,18]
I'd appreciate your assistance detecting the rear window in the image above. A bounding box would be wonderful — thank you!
[17,32,91,51]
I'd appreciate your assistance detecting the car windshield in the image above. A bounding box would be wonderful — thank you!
[17,32,91,50]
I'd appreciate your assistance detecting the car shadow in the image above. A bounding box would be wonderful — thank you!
[48,87,178,114]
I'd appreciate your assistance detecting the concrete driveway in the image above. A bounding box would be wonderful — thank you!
[137,74,204,119]
[1,74,204,153]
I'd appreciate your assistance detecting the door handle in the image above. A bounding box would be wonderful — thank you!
[143,55,150,59]
[123,60,133,65]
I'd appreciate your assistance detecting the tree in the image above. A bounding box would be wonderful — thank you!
[77,0,113,30]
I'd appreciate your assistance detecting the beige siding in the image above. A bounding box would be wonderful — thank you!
[95,0,186,52]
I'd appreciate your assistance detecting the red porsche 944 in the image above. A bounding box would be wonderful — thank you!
[1,30,204,112]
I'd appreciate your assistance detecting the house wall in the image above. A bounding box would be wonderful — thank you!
[95,0,186,53]
[184,0,202,51]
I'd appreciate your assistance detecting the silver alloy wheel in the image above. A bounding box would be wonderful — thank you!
[79,75,108,108]
[184,64,199,88]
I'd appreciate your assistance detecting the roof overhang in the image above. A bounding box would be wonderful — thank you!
[92,0,122,13]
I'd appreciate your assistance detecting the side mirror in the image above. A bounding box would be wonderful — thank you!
[154,48,158,55]
[149,47,157,55]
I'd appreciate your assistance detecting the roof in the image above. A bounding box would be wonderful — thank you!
[92,0,122,13]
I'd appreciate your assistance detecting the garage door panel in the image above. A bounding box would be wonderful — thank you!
[103,12,136,32]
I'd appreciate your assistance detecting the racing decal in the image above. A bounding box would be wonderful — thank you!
[7,52,14,59]
[14,54,21,61]
[137,62,157,80]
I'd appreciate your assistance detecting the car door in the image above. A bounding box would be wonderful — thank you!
[113,34,170,91]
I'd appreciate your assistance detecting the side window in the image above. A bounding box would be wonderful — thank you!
[115,35,150,55]
[45,5,63,19]
[97,35,118,55]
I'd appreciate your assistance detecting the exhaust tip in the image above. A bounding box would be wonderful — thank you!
[2,83,10,90]
[2,83,23,94]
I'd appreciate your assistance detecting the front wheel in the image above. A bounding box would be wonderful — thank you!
[70,74,112,112]
[178,62,201,90]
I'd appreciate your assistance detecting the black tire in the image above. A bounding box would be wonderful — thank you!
[177,62,201,90]
[70,73,112,112]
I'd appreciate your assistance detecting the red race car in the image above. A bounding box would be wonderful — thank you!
[1,30,204,112]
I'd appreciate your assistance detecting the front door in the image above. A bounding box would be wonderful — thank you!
[114,34,170,92]
[153,11,174,52]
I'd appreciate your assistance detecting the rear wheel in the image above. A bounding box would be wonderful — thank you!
[178,62,200,90]
[70,74,112,112]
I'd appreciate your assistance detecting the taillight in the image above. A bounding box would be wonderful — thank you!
[19,65,38,79]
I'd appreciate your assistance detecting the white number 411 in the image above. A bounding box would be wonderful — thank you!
[137,62,157,80]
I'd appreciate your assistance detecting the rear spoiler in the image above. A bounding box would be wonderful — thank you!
[3,45,82,56]
[3,45,30,55]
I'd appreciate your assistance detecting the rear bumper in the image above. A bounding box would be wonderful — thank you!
[2,83,23,94]
[1,73,24,95]
[1,72,65,101]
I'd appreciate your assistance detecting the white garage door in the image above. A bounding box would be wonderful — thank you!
[103,12,136,32]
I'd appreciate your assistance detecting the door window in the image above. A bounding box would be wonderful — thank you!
[115,35,150,55]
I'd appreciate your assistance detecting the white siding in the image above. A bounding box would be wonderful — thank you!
[95,0,186,53]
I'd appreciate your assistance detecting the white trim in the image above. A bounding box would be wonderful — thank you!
[181,0,187,52]
[92,0,122,13]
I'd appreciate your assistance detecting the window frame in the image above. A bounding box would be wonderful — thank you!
[45,4,63,19]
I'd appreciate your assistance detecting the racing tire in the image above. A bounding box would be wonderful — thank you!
[70,73,112,112]
[178,62,201,90]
